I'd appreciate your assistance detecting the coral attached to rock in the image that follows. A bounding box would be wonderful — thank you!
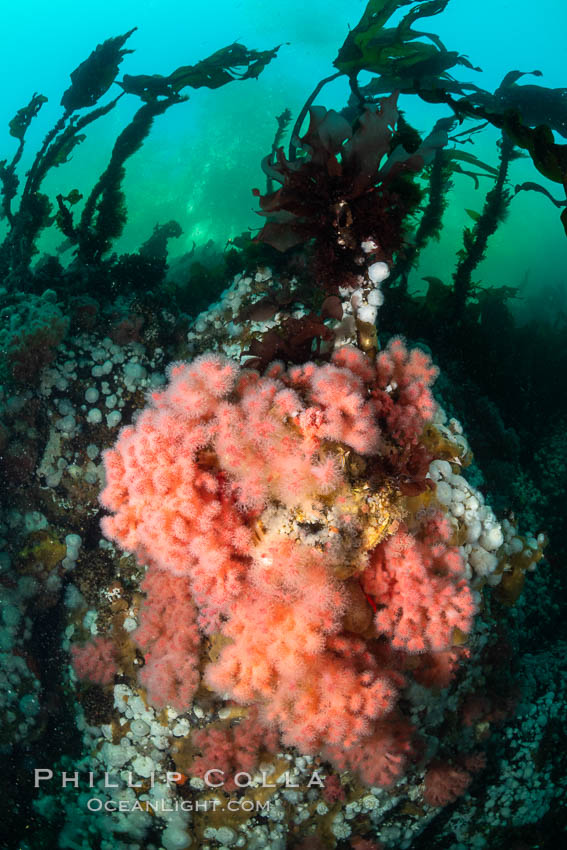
[99,338,476,787]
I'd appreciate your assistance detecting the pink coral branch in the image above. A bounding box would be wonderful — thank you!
[71,637,117,686]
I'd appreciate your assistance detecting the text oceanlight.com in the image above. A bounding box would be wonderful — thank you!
[86,798,271,813]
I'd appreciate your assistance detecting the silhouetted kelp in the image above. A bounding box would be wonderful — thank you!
[247,0,566,329]
[285,0,567,243]
[1,1,564,314]
[0,29,280,292]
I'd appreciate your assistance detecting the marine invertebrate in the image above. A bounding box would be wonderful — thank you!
[361,514,474,654]
[189,706,279,792]
[71,636,117,686]
[423,759,473,807]
[134,566,201,711]
[100,338,476,787]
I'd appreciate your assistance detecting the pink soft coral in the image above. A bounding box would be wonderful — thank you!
[362,513,475,653]
[134,566,200,711]
[374,337,439,444]
[190,706,279,792]
[323,717,414,788]
[100,342,473,788]
[205,535,401,754]
[71,637,117,686]
[423,760,472,807]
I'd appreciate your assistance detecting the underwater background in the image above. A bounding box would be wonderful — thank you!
[1,1,566,849]
[2,0,566,301]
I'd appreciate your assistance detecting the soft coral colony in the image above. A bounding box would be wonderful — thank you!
[88,238,548,849]
[99,335,476,788]
[96,241,545,810]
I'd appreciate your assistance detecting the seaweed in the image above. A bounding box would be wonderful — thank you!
[334,0,478,84]
[57,94,186,265]
[0,31,281,290]
[266,108,292,193]
[469,70,567,140]
[244,311,335,369]
[118,42,282,101]
[452,133,516,317]
[254,94,447,292]
[388,147,453,291]
[414,83,567,236]
[139,220,183,262]
[60,28,136,112]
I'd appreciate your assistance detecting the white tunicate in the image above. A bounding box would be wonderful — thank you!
[106,410,122,429]
[509,537,524,554]
[57,414,76,434]
[466,520,482,543]
[105,394,117,409]
[64,584,84,609]
[3,604,21,628]
[162,825,192,849]
[87,408,102,424]
[429,459,451,480]
[350,289,363,308]
[65,534,82,556]
[486,572,503,586]
[361,239,378,253]
[124,362,146,380]
[100,740,135,767]
[132,754,155,778]
[86,444,99,460]
[58,399,74,415]
[24,511,47,532]
[216,826,237,845]
[172,718,191,737]
[479,526,504,551]
[357,304,377,324]
[84,462,100,484]
[130,720,150,738]
[85,387,99,403]
[436,481,453,506]
[469,546,498,576]
[367,288,384,306]
[19,694,40,715]
[368,261,389,284]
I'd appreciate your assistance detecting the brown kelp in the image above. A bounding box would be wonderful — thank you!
[0,30,280,288]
